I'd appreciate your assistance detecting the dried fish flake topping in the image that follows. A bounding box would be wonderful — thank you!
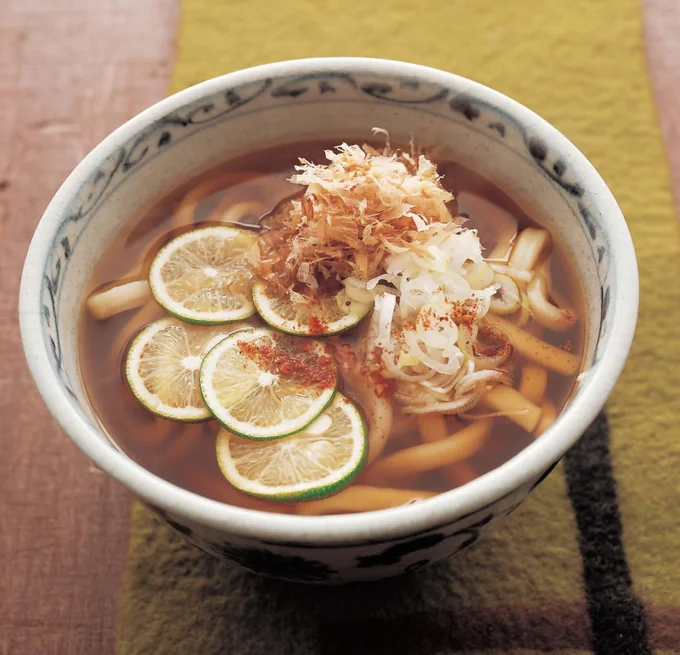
[254,136,460,292]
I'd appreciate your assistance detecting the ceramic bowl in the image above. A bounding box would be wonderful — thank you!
[19,58,637,583]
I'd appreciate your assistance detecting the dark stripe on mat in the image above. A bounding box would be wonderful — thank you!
[564,413,652,655]
[318,603,592,654]
[319,605,588,655]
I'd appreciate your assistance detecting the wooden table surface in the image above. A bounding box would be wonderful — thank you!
[1,1,678,652]
[0,2,178,653]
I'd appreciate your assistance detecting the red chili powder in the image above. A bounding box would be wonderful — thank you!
[402,320,416,332]
[360,364,395,398]
[445,298,481,326]
[306,315,329,335]
[237,336,336,390]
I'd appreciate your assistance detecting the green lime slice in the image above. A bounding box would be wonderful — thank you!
[252,279,371,336]
[125,317,229,421]
[149,225,257,325]
[200,327,338,439]
[216,394,367,501]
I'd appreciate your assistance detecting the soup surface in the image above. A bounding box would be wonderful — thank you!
[80,139,584,515]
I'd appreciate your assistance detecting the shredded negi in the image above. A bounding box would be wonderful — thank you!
[359,220,514,414]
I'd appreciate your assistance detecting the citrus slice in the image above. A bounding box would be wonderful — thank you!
[216,394,367,501]
[149,225,257,325]
[252,279,371,336]
[200,327,338,439]
[125,317,232,421]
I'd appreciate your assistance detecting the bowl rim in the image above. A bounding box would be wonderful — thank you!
[19,57,638,545]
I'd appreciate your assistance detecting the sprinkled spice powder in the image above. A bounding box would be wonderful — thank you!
[237,335,336,390]
[305,315,329,335]
[445,298,483,326]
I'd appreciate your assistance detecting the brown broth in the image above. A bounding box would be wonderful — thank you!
[79,141,584,514]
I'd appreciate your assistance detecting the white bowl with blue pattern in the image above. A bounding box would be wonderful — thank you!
[19,58,637,583]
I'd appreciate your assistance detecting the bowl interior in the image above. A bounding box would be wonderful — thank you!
[24,60,628,541]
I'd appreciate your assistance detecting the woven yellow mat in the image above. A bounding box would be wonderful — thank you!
[117,1,680,653]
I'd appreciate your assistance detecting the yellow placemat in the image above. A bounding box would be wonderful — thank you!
[117,1,680,653]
